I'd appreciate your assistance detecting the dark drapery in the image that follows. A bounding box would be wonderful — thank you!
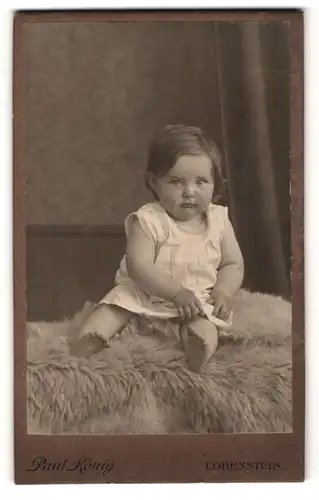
[215,22,291,299]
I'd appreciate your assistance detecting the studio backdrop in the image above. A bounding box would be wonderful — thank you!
[25,21,291,321]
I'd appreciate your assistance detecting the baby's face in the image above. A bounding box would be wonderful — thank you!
[150,155,214,221]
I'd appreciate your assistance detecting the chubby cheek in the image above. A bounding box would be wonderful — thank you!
[157,186,182,205]
[196,186,214,204]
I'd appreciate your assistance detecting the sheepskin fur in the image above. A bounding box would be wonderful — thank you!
[27,289,292,434]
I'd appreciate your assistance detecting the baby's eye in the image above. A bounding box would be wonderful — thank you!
[168,179,181,186]
[196,179,207,186]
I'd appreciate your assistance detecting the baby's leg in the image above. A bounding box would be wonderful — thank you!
[70,304,132,358]
[181,317,218,373]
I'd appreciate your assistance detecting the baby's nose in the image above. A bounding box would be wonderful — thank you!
[183,184,196,196]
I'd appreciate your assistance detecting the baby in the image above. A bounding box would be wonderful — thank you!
[71,125,244,372]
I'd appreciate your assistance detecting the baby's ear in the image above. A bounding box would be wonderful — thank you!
[145,172,157,193]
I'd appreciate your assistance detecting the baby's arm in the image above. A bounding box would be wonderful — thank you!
[208,218,244,320]
[214,217,244,297]
[126,217,181,300]
[126,218,203,320]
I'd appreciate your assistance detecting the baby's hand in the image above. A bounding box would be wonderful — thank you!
[207,289,231,321]
[172,287,204,321]
[70,333,110,358]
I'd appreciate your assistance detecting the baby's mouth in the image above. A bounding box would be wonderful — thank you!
[180,202,196,208]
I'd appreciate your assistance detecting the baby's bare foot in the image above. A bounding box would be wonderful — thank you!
[183,318,218,372]
[70,333,110,358]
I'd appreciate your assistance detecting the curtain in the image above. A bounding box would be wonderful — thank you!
[214,21,291,299]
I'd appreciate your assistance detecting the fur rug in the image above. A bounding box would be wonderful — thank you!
[27,290,292,434]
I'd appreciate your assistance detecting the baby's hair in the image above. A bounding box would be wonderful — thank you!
[145,124,227,204]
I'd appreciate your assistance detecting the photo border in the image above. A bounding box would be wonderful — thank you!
[13,9,304,484]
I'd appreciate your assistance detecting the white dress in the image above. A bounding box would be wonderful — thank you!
[99,202,232,328]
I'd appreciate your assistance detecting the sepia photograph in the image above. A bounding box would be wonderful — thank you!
[14,10,304,483]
